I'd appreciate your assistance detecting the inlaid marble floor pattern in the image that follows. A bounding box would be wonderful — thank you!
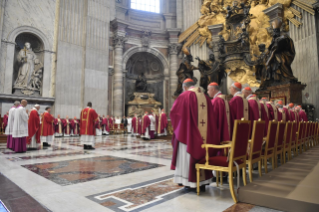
[0,135,278,212]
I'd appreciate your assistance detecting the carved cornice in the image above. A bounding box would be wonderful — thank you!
[168,43,181,55]
[1,39,16,46]
[313,1,319,13]
[113,35,127,48]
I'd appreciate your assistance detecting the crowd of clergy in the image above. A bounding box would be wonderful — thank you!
[170,78,309,190]
[1,100,169,152]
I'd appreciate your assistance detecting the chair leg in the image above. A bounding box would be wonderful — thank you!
[271,156,275,170]
[264,158,268,174]
[196,167,200,195]
[248,163,253,183]
[216,171,219,187]
[258,160,262,177]
[229,170,238,203]
[242,167,247,186]
[280,151,283,166]
[220,171,223,186]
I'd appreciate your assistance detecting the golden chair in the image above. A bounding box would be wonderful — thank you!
[309,122,315,148]
[274,121,286,168]
[283,121,293,163]
[196,120,251,203]
[296,122,305,155]
[304,122,312,151]
[261,120,278,173]
[315,123,319,146]
[246,119,265,182]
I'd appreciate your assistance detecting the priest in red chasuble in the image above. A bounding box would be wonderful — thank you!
[207,82,231,143]
[27,104,40,150]
[2,111,8,133]
[40,107,55,147]
[71,117,79,136]
[102,115,109,135]
[171,79,219,190]
[131,114,139,136]
[141,112,151,140]
[63,116,71,137]
[229,82,249,133]
[80,102,98,150]
[54,115,63,137]
[297,105,308,121]
[157,109,168,137]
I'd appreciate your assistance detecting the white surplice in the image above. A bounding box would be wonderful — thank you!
[12,106,29,138]
[5,107,16,135]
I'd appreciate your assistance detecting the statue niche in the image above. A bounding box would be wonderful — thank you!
[12,33,44,96]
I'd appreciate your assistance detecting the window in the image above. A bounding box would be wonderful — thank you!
[131,0,160,13]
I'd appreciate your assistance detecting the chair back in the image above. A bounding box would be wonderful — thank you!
[284,121,293,147]
[291,122,297,145]
[276,121,286,148]
[120,123,124,130]
[313,123,317,137]
[298,122,304,140]
[303,122,308,141]
[265,121,278,151]
[229,120,251,163]
[249,119,265,159]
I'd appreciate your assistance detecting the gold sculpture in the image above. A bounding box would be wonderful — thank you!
[179,0,314,86]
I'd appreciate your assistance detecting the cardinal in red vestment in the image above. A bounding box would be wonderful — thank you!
[71,117,79,136]
[138,117,142,135]
[207,82,231,143]
[40,107,55,147]
[27,105,40,149]
[157,109,168,136]
[80,102,98,150]
[131,114,139,136]
[288,103,299,130]
[63,116,71,136]
[54,115,63,137]
[229,82,249,134]
[2,112,8,133]
[266,101,278,121]
[102,115,110,135]
[297,105,308,121]
[259,98,269,136]
[171,79,219,189]
[141,112,151,139]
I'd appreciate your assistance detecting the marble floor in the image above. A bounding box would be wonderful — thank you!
[0,135,281,212]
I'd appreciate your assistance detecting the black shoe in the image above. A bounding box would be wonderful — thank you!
[84,145,87,150]
[87,146,95,150]
[200,185,206,192]
[43,142,51,147]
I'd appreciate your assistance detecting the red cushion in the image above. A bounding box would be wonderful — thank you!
[198,156,243,167]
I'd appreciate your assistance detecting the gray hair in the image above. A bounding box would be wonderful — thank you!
[14,101,20,106]
[183,81,196,88]
[209,85,220,90]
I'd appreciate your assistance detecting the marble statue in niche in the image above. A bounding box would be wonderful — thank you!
[135,73,148,92]
[13,33,44,96]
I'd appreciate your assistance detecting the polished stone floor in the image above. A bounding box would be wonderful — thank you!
[0,135,280,212]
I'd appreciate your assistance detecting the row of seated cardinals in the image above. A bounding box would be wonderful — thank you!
[51,115,80,134]
[206,81,308,142]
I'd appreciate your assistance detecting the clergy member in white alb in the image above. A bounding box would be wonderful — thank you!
[5,101,20,149]
[148,112,156,139]
[12,100,29,153]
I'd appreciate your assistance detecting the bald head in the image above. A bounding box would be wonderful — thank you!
[21,100,28,107]
[14,101,20,106]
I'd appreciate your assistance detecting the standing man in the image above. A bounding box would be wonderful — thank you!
[64,116,71,137]
[121,116,128,134]
[12,100,29,153]
[131,114,139,136]
[1,112,8,133]
[229,82,249,132]
[157,109,168,137]
[71,117,79,136]
[27,104,40,150]
[141,112,151,140]
[297,105,308,121]
[40,107,55,147]
[102,115,109,135]
[148,112,156,139]
[54,115,63,137]
[80,102,98,150]
[207,82,231,143]
[95,114,102,136]
[243,87,262,136]
[171,78,219,190]
[5,101,20,149]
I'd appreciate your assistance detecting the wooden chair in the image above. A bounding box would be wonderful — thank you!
[114,124,119,134]
[274,121,286,168]
[315,123,319,146]
[261,121,278,173]
[196,120,251,203]
[246,119,265,182]
[283,121,293,163]
[296,122,305,155]
[310,122,316,148]
[305,122,312,151]
[119,123,125,134]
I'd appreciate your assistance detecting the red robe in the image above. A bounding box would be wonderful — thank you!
[40,112,54,136]
[171,88,219,183]
[211,93,231,142]
[54,118,63,134]
[299,110,308,121]
[142,115,151,134]
[2,114,8,131]
[157,113,168,134]
[260,103,269,136]
[277,109,283,121]
[282,108,291,121]
[266,103,277,121]
[107,118,113,130]
[290,110,299,131]
[138,118,142,134]
[80,107,98,136]
[248,97,261,135]
[102,118,109,131]
[71,119,79,135]
[229,95,249,134]
[27,109,40,144]
[63,119,71,135]
[132,117,139,133]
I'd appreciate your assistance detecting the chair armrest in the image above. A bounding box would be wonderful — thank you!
[201,144,231,149]
[220,141,232,144]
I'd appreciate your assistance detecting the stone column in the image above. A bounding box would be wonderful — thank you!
[167,29,181,110]
[3,41,16,94]
[112,34,126,117]
[108,67,114,115]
